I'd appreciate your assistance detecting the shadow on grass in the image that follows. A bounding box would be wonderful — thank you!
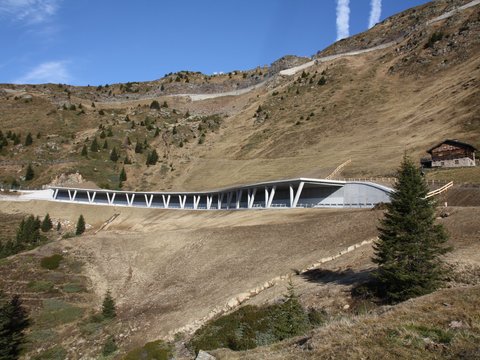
[300,268,374,286]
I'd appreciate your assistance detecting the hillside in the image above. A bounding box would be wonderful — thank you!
[0,0,478,192]
[0,0,479,359]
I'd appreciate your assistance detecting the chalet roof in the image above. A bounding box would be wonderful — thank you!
[427,139,477,154]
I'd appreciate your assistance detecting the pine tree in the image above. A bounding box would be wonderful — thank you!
[99,130,106,139]
[110,147,119,162]
[372,155,451,303]
[134,141,143,154]
[81,144,88,157]
[24,164,34,181]
[76,215,86,235]
[119,167,127,182]
[90,137,99,152]
[102,291,116,319]
[41,214,53,232]
[0,293,30,359]
[103,139,109,149]
[24,133,33,146]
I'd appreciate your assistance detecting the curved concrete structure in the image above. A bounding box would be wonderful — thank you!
[46,178,392,210]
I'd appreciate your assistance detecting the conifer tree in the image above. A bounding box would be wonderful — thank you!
[0,293,30,359]
[81,144,88,157]
[76,215,86,235]
[90,137,99,152]
[134,141,143,154]
[119,167,127,182]
[24,164,34,181]
[41,213,53,232]
[372,155,451,303]
[24,133,33,146]
[102,291,116,319]
[110,147,119,162]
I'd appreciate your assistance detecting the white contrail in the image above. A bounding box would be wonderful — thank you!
[336,0,350,41]
[368,0,382,28]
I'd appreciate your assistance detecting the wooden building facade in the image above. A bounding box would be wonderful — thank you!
[426,139,477,168]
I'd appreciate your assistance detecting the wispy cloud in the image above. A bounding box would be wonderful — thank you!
[14,61,71,84]
[0,0,61,24]
[368,0,382,28]
[336,0,350,41]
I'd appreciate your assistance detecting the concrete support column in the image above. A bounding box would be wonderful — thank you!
[179,195,186,209]
[162,195,171,208]
[267,186,276,208]
[126,193,135,206]
[218,193,224,209]
[292,182,305,208]
[193,195,201,210]
[248,188,257,208]
[106,192,116,205]
[289,185,294,207]
[206,195,212,210]
[236,189,243,209]
[145,194,153,208]
[53,189,59,199]
[226,192,233,209]
[265,187,270,208]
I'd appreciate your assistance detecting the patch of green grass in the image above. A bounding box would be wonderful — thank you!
[27,329,57,345]
[124,340,173,360]
[62,282,85,293]
[27,280,55,292]
[36,299,84,327]
[40,254,63,270]
[405,324,454,344]
[33,345,67,360]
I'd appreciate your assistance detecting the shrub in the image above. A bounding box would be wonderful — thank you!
[41,214,53,232]
[424,31,444,49]
[25,163,34,181]
[27,280,54,292]
[102,290,116,319]
[36,299,83,327]
[81,144,88,157]
[76,215,85,235]
[25,132,33,146]
[102,336,118,356]
[40,254,63,270]
[190,290,315,353]
[109,147,119,162]
[33,345,67,360]
[318,76,326,85]
[124,340,172,360]
[62,283,85,293]
[150,100,160,110]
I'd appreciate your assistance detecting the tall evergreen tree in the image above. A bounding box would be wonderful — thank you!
[81,144,88,157]
[110,147,119,162]
[90,137,99,152]
[102,291,116,319]
[24,133,33,146]
[0,293,30,359]
[119,167,127,182]
[76,215,86,235]
[372,155,451,303]
[103,140,109,149]
[41,214,53,232]
[24,164,34,181]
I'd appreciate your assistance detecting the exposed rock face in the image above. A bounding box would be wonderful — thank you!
[49,172,86,187]
[268,55,312,76]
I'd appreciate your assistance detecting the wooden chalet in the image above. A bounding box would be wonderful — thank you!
[425,139,477,168]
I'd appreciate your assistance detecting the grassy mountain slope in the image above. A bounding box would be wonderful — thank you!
[0,0,478,191]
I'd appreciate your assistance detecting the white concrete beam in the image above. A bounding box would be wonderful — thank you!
[236,189,243,209]
[218,193,224,209]
[292,182,305,208]
[267,186,276,208]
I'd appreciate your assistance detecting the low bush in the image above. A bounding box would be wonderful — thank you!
[27,280,55,293]
[62,283,85,293]
[37,299,84,327]
[33,345,67,360]
[124,340,173,360]
[40,254,63,270]
[189,296,320,353]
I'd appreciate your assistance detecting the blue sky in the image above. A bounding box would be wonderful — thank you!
[0,0,430,86]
